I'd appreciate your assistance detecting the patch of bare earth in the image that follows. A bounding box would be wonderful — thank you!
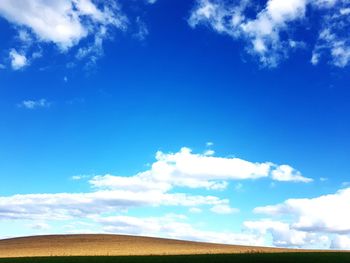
[0,234,324,258]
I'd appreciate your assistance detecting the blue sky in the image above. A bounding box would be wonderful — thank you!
[1,0,350,249]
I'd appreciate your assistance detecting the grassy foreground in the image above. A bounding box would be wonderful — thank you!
[0,253,350,263]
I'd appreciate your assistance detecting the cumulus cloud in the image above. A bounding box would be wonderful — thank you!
[6,147,306,222]
[90,148,311,192]
[189,0,350,67]
[244,220,328,248]
[0,0,125,49]
[252,187,350,249]
[0,147,313,247]
[18,99,51,109]
[0,146,307,223]
[0,0,127,68]
[9,49,28,70]
[0,148,306,221]
[271,165,313,183]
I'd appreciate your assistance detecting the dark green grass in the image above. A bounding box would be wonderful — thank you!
[0,253,350,263]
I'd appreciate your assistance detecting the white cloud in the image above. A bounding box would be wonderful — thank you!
[0,0,127,68]
[340,8,350,15]
[271,165,313,183]
[203,149,215,156]
[29,222,50,230]
[18,99,51,109]
[247,187,350,249]
[6,147,307,222]
[17,29,33,45]
[210,204,239,214]
[0,0,125,50]
[244,220,328,248]
[0,190,232,221]
[206,142,214,147]
[0,1,84,49]
[312,4,350,68]
[241,0,307,66]
[90,173,171,192]
[9,49,28,70]
[98,214,264,246]
[189,0,350,67]
[331,234,350,249]
[71,175,89,180]
[133,16,149,41]
[154,147,272,182]
[311,52,320,65]
[0,147,314,247]
[189,0,307,67]
[90,148,310,196]
[254,187,350,234]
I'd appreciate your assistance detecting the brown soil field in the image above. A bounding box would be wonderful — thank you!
[0,234,332,258]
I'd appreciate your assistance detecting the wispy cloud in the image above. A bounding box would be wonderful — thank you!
[312,2,350,67]
[147,0,157,4]
[18,99,51,109]
[189,0,350,67]
[98,214,263,245]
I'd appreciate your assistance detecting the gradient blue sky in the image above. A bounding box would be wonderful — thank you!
[1,0,350,250]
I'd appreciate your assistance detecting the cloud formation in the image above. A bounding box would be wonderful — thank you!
[244,219,328,248]
[9,49,28,70]
[312,2,350,67]
[0,0,125,49]
[98,214,264,246]
[18,99,51,109]
[255,187,350,234]
[253,187,350,249]
[0,190,230,221]
[0,0,127,67]
[271,165,313,183]
[90,147,312,193]
[0,147,316,247]
[0,147,311,222]
[189,0,350,67]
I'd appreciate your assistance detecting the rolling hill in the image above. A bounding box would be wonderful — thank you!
[0,234,299,258]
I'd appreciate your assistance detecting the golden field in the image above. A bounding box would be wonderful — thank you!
[0,234,305,258]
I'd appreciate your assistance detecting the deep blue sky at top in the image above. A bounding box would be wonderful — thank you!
[0,0,349,200]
